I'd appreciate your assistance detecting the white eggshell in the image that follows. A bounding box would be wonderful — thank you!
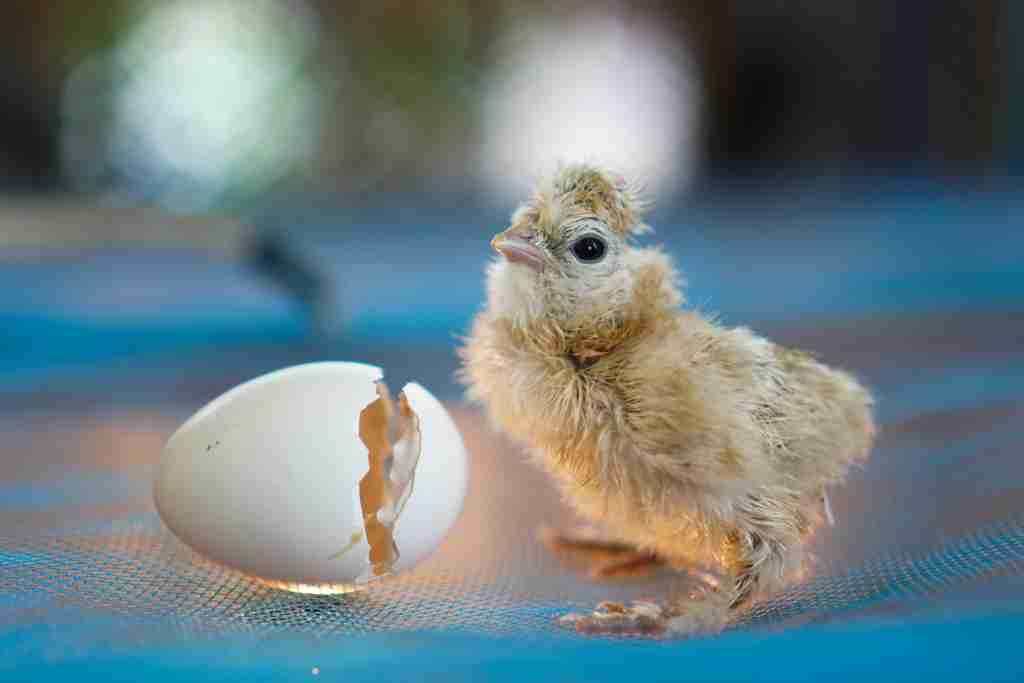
[154,362,468,588]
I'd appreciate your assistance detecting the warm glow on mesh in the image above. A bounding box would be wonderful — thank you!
[257,578,364,596]
[478,14,700,199]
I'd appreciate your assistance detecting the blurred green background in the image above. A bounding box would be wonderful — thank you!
[0,1,1017,228]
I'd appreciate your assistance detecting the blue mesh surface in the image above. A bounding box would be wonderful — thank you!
[2,194,1023,681]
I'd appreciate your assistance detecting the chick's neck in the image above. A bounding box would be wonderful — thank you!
[519,259,682,365]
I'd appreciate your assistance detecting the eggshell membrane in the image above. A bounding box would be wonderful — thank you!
[153,362,468,588]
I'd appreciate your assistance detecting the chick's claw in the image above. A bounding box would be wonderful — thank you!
[663,599,729,637]
[558,601,667,636]
[559,598,729,638]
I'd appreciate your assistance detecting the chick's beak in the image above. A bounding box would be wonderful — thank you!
[491,233,545,272]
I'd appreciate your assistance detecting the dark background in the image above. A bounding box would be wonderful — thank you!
[0,1,1018,198]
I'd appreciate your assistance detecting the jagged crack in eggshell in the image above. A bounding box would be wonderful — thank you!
[153,362,468,587]
[390,382,468,574]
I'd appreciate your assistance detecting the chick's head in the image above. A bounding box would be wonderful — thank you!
[487,164,651,324]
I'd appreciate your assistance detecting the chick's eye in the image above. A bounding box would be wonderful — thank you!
[571,236,607,263]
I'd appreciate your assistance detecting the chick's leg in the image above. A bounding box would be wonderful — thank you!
[560,591,734,636]
[555,556,733,637]
[557,562,758,637]
[558,531,794,637]
[539,527,665,580]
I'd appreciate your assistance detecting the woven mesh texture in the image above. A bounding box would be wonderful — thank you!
[4,342,1024,651]
[4,513,1024,644]
[2,313,1024,657]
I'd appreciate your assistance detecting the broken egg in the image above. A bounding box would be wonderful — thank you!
[153,362,467,593]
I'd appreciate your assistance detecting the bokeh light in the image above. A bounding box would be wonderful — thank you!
[61,0,326,211]
[477,13,700,199]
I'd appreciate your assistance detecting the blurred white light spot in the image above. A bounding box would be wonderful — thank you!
[62,0,324,211]
[478,14,700,199]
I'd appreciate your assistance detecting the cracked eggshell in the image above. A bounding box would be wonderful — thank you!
[153,362,468,588]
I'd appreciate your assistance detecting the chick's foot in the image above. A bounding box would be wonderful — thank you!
[558,601,667,636]
[559,595,730,638]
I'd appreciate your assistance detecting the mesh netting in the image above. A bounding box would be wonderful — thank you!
[4,514,1024,643]
[3,394,1024,648]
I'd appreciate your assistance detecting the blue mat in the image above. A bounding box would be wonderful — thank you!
[1,189,1022,681]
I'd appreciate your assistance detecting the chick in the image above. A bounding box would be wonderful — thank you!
[459,163,876,636]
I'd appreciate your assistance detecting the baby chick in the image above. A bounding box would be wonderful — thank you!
[459,163,876,636]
